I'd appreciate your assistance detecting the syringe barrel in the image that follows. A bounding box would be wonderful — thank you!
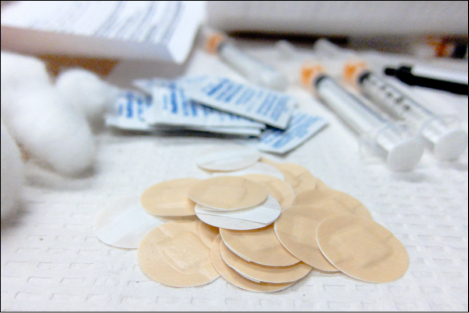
[358,71,434,123]
[218,42,288,90]
[314,75,424,171]
[357,71,468,160]
[315,76,387,135]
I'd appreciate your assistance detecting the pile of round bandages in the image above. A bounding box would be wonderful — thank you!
[94,145,409,292]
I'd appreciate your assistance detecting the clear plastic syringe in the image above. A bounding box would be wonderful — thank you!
[205,29,288,91]
[301,64,424,172]
[344,61,468,161]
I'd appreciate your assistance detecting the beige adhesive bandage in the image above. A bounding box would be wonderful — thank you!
[141,178,200,216]
[259,157,280,167]
[317,215,409,283]
[219,240,312,283]
[195,146,261,172]
[187,176,268,210]
[137,221,219,287]
[315,178,330,190]
[220,224,300,267]
[274,163,317,195]
[242,174,295,211]
[211,235,295,292]
[294,188,372,219]
[274,201,353,272]
[197,222,219,248]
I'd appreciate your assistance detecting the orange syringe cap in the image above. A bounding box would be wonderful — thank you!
[206,31,227,54]
[343,60,368,85]
[300,63,325,91]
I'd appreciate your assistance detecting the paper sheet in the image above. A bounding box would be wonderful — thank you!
[1,1,205,62]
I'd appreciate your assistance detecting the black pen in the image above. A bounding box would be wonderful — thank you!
[384,65,468,95]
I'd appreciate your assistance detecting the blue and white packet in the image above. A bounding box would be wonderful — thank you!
[256,110,328,154]
[105,91,155,132]
[105,91,262,137]
[134,75,209,94]
[147,84,265,129]
[181,77,296,129]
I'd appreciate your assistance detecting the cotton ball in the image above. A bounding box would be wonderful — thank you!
[1,51,51,106]
[1,121,24,220]
[56,68,120,131]
[1,52,96,176]
[0,51,51,88]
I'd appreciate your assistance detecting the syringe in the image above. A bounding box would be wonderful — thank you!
[205,29,288,91]
[301,64,424,172]
[344,61,468,161]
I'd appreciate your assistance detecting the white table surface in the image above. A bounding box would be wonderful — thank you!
[1,41,468,311]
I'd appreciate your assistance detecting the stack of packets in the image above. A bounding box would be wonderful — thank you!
[105,76,328,154]
[94,145,409,292]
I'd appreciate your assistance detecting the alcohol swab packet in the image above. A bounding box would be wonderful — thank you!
[182,76,296,129]
[255,109,328,154]
[105,91,262,136]
[134,75,210,94]
[147,84,265,129]
[105,91,155,132]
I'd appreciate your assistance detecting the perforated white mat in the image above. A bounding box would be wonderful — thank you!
[1,47,468,311]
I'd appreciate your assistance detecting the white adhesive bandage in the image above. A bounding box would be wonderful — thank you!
[195,195,281,224]
[195,145,261,172]
[212,162,284,180]
[93,197,171,249]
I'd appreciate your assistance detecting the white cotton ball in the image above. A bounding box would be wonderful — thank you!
[0,51,51,89]
[55,68,120,131]
[1,121,24,220]
[1,52,96,176]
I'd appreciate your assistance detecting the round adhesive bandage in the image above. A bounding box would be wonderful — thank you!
[195,195,281,230]
[196,145,261,172]
[219,240,312,283]
[141,178,200,216]
[274,163,317,194]
[137,221,219,287]
[94,197,172,249]
[211,235,295,292]
[315,178,330,190]
[195,213,269,231]
[259,157,280,167]
[294,188,372,219]
[187,176,268,210]
[197,222,219,248]
[243,174,295,211]
[220,224,300,266]
[212,162,284,180]
[317,215,409,283]
[274,201,352,272]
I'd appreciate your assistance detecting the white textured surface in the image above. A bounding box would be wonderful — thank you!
[1,47,468,311]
